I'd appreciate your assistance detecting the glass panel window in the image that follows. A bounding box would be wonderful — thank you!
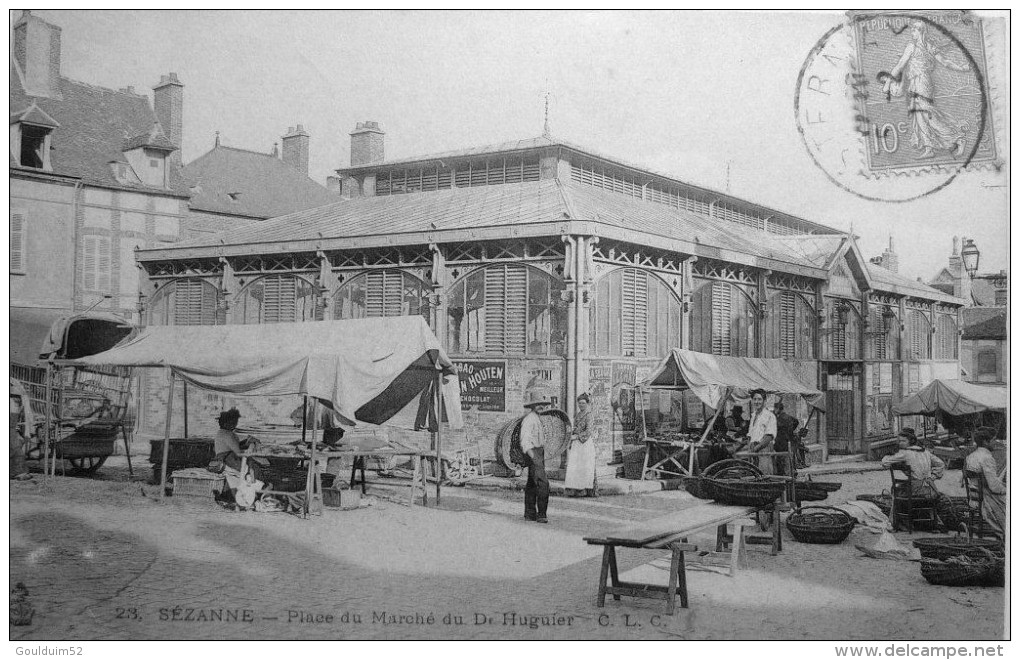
[236,275,317,324]
[333,270,430,321]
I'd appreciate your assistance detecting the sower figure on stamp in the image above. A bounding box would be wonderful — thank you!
[882,20,971,159]
[520,390,551,523]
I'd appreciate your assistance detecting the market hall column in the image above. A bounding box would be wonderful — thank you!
[316,251,340,321]
[577,235,596,406]
[680,256,697,349]
[219,257,238,324]
[561,235,577,417]
[429,244,447,344]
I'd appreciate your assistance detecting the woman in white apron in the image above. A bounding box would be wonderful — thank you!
[565,393,597,497]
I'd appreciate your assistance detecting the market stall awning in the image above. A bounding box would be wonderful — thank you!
[639,349,825,411]
[892,379,1008,417]
[72,316,463,431]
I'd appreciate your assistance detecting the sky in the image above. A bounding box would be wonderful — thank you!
[26,9,1009,281]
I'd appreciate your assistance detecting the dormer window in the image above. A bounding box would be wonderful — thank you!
[121,122,176,188]
[10,103,59,171]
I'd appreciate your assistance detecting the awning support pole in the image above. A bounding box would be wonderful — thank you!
[306,398,318,519]
[182,381,189,439]
[435,370,442,506]
[690,388,728,476]
[159,369,176,502]
[43,363,52,480]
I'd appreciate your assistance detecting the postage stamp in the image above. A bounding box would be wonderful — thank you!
[795,10,1003,202]
[850,11,997,173]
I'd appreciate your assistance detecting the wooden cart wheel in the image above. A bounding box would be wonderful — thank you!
[66,455,108,476]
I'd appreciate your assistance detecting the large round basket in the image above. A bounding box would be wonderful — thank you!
[684,477,714,500]
[912,537,1004,561]
[493,409,571,471]
[709,476,787,508]
[920,549,1003,587]
[786,505,855,544]
[702,459,762,480]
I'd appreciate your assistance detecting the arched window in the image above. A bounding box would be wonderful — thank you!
[935,314,958,359]
[589,268,681,358]
[819,298,862,361]
[766,290,815,359]
[446,264,566,356]
[147,279,223,326]
[690,280,757,357]
[906,309,932,360]
[332,270,430,321]
[865,305,900,360]
[235,274,318,324]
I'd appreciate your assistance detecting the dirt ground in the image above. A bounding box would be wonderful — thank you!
[8,458,1007,641]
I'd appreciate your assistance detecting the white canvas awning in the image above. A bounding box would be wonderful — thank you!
[72,316,462,431]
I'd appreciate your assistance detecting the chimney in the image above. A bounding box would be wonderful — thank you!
[994,271,1007,306]
[153,73,184,167]
[14,11,62,99]
[281,125,310,175]
[350,121,385,166]
[880,235,899,273]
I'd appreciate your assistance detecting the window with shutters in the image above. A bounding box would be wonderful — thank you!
[934,314,958,359]
[10,209,27,274]
[446,264,565,356]
[907,310,932,360]
[236,274,318,324]
[818,298,862,361]
[766,290,815,359]
[977,349,998,378]
[590,268,681,358]
[690,279,757,357]
[82,235,112,292]
[333,270,430,320]
[147,279,223,326]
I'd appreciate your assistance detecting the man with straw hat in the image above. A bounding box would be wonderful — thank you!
[520,389,552,523]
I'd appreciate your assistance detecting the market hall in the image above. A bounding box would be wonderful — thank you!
[131,130,965,472]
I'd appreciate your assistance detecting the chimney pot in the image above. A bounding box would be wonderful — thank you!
[349,120,385,167]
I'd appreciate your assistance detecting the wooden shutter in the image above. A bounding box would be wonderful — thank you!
[779,291,796,359]
[83,236,97,291]
[10,210,26,273]
[504,265,527,353]
[482,265,527,353]
[711,281,731,355]
[620,269,648,356]
[263,276,296,323]
[173,280,217,326]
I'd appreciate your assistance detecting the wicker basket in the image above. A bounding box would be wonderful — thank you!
[796,478,842,492]
[794,486,829,502]
[912,537,1004,561]
[709,476,787,507]
[921,549,1003,587]
[171,469,225,499]
[622,445,647,480]
[261,457,308,493]
[786,505,855,544]
[684,477,714,499]
[323,487,361,510]
[702,459,762,480]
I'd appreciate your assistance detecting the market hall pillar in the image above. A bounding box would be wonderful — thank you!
[680,256,696,349]
[429,244,448,342]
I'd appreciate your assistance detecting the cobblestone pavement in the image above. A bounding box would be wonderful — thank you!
[9,461,1006,641]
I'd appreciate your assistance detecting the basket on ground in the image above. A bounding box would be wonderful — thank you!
[912,537,1004,561]
[786,505,855,544]
[709,476,787,507]
[702,459,762,480]
[684,477,713,499]
[171,468,225,499]
[856,493,893,516]
[920,548,1003,587]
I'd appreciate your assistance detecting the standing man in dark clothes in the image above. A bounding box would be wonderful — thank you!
[520,390,552,523]
[772,400,800,476]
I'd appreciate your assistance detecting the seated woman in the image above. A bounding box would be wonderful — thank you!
[881,428,960,531]
[213,408,268,507]
[963,427,1006,540]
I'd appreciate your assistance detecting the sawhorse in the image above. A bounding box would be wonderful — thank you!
[584,534,697,615]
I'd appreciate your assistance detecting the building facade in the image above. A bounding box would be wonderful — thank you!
[134,127,964,463]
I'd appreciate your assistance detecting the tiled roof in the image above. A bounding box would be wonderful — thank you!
[183,145,338,219]
[560,181,813,267]
[338,133,839,236]
[9,63,188,197]
[866,263,963,303]
[962,307,1006,340]
[123,125,176,152]
[171,178,568,248]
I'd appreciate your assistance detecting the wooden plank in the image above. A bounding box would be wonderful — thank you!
[595,503,756,546]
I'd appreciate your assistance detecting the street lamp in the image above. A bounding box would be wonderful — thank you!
[961,238,980,279]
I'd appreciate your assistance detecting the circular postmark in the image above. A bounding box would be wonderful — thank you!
[795,11,995,203]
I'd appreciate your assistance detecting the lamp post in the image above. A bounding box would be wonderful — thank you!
[961,238,980,279]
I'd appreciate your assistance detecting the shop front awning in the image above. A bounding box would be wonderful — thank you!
[639,349,826,411]
[892,379,1008,417]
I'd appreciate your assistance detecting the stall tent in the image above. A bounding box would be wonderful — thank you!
[74,316,463,431]
[892,379,1007,417]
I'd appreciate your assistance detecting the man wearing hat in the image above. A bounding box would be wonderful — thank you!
[520,390,551,523]
[882,427,960,531]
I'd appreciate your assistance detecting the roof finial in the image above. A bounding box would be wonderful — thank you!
[215,131,220,147]
[542,91,551,137]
